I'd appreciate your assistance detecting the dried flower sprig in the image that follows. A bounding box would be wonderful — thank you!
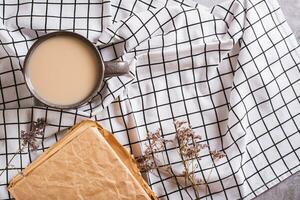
[136,155,156,173]
[174,120,207,199]
[174,120,209,160]
[0,118,47,178]
[137,129,172,173]
[210,150,226,161]
[145,129,172,154]
[21,118,47,151]
[137,120,226,200]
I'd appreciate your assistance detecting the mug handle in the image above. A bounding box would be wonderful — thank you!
[103,61,129,78]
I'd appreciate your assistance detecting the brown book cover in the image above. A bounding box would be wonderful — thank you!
[8,120,157,200]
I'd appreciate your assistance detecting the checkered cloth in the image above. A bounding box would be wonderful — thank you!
[0,0,299,199]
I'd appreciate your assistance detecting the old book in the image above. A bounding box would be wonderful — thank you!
[8,120,157,200]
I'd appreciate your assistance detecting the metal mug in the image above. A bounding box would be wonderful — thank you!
[23,31,129,109]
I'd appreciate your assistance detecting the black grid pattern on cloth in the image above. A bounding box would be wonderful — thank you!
[0,0,300,199]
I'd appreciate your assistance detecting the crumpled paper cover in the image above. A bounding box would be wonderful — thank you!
[8,120,157,200]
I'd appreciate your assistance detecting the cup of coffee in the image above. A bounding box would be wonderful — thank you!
[23,31,129,109]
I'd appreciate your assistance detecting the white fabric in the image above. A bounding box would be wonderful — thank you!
[0,0,299,199]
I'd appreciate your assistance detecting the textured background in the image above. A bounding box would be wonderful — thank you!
[196,0,300,199]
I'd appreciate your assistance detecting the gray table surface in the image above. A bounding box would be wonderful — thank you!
[196,0,300,199]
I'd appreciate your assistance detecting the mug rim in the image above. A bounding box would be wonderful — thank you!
[23,31,105,109]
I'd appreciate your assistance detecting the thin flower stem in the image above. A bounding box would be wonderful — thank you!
[179,142,200,199]
[0,145,26,178]
[205,161,220,200]
[205,167,214,200]
[151,165,195,198]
